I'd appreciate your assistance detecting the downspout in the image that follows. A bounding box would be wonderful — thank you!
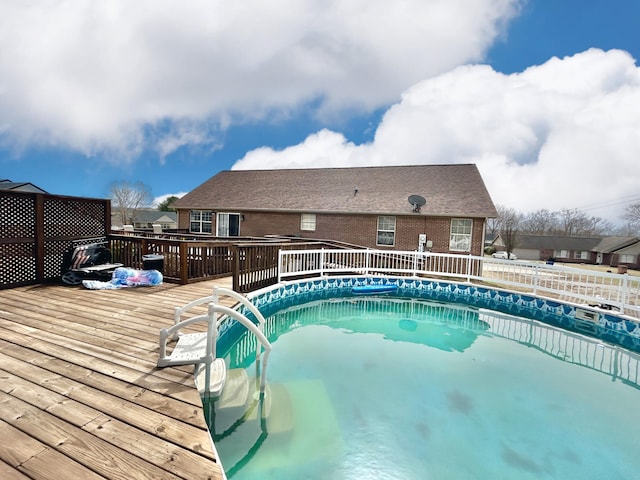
[480,218,487,256]
[480,217,488,276]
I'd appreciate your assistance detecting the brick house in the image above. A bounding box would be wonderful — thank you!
[592,236,640,269]
[500,235,603,263]
[171,164,497,256]
[493,234,640,269]
[111,209,178,230]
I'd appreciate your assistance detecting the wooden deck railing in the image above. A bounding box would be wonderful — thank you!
[230,242,339,293]
[107,233,349,291]
[109,235,235,284]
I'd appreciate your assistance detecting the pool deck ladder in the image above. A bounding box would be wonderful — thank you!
[157,286,272,397]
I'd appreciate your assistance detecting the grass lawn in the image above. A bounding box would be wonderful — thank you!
[485,255,639,277]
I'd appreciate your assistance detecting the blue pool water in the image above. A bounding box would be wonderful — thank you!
[204,296,640,479]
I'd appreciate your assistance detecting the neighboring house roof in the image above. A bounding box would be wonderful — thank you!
[592,236,639,253]
[485,232,498,244]
[111,209,177,227]
[173,164,497,217]
[515,235,602,251]
[615,241,640,255]
[132,210,177,223]
[502,234,640,254]
[0,179,48,194]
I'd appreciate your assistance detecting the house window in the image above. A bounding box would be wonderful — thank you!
[620,254,636,264]
[574,251,588,260]
[377,216,396,246]
[190,210,212,233]
[217,213,240,236]
[554,250,569,258]
[301,213,316,231]
[449,219,472,251]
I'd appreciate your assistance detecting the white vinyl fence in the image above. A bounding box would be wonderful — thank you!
[278,249,640,319]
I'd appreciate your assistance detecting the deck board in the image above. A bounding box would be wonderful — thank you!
[0,278,235,480]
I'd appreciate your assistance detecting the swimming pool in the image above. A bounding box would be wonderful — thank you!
[204,277,640,479]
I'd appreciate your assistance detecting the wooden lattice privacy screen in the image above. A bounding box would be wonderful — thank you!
[0,191,111,289]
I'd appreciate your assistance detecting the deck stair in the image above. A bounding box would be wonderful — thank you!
[157,286,272,397]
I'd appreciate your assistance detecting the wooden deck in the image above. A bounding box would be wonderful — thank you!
[0,277,237,480]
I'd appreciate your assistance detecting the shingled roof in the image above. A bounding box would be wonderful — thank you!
[0,179,48,194]
[593,236,640,253]
[173,164,497,217]
[515,235,603,251]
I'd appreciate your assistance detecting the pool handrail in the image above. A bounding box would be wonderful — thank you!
[209,304,272,393]
[158,286,272,394]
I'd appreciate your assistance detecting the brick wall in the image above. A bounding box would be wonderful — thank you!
[244,212,300,237]
[177,209,487,255]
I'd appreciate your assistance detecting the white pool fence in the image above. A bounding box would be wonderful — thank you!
[278,249,640,319]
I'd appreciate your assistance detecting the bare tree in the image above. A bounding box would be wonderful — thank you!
[497,205,521,256]
[489,205,617,241]
[615,221,640,236]
[623,203,640,234]
[486,215,502,239]
[556,208,577,236]
[556,208,611,236]
[583,216,614,236]
[520,209,558,235]
[109,180,153,226]
[518,208,610,236]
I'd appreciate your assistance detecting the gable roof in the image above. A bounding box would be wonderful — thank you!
[593,236,639,253]
[501,234,640,254]
[0,179,48,194]
[173,164,497,217]
[615,240,640,255]
[132,209,177,223]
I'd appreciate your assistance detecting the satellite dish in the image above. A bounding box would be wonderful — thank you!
[408,195,426,213]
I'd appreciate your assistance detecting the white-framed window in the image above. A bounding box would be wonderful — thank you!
[377,216,396,246]
[301,213,316,231]
[574,251,589,260]
[190,210,212,233]
[449,219,472,251]
[217,213,241,236]
[620,254,636,263]
[554,249,569,258]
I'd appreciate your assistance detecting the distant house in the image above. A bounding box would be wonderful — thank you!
[111,209,178,230]
[508,235,602,263]
[493,234,640,269]
[171,164,498,255]
[613,242,640,269]
[0,179,47,194]
[592,236,640,268]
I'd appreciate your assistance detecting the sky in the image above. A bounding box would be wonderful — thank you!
[1,0,639,225]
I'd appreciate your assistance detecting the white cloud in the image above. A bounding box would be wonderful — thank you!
[233,49,640,224]
[0,0,520,157]
[153,120,224,160]
[152,192,186,208]
[233,129,373,169]
[6,2,638,224]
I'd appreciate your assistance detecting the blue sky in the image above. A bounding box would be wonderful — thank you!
[1,0,639,224]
